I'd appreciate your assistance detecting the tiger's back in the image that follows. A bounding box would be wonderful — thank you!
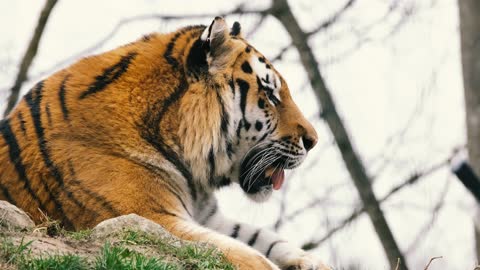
[0,27,204,229]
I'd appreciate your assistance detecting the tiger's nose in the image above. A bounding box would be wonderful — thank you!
[302,134,317,152]
[298,123,318,152]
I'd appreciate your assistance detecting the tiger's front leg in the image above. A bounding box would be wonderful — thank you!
[198,201,332,270]
[145,211,279,270]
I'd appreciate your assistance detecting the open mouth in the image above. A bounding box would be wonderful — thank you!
[265,166,285,190]
[239,150,297,194]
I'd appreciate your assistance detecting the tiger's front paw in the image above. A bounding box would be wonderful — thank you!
[227,250,280,270]
[280,252,332,270]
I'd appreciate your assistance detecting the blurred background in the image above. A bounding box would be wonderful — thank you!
[0,0,477,269]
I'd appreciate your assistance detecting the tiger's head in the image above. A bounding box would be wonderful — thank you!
[179,17,317,202]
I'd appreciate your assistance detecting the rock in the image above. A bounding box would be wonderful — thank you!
[0,200,35,230]
[92,214,172,240]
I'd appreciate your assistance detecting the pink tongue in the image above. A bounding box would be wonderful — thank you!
[271,169,285,190]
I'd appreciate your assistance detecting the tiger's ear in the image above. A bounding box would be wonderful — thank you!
[230,21,243,38]
[201,17,229,55]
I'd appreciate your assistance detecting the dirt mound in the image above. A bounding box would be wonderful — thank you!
[0,201,233,269]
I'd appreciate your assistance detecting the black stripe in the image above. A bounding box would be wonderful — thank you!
[236,121,243,138]
[140,77,197,201]
[0,118,45,210]
[59,75,70,121]
[146,165,191,216]
[258,98,265,109]
[216,90,229,135]
[266,240,284,258]
[142,26,205,201]
[236,78,251,135]
[165,32,183,68]
[79,52,137,99]
[25,81,86,227]
[67,161,118,217]
[142,34,153,42]
[200,202,217,225]
[228,79,235,96]
[45,103,52,127]
[0,182,14,204]
[269,122,278,134]
[153,205,180,218]
[257,76,280,106]
[236,79,249,117]
[16,112,27,136]
[160,180,193,218]
[230,224,240,238]
[247,230,261,246]
[241,61,253,74]
[165,25,205,69]
[226,141,234,159]
[208,148,216,186]
[217,176,231,187]
[38,174,73,227]
[157,209,179,217]
[206,203,217,222]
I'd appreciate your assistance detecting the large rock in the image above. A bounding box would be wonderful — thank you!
[0,200,35,230]
[92,214,172,240]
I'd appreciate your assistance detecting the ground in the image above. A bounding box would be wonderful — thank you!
[0,201,234,270]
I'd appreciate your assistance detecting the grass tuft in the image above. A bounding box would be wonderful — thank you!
[1,236,33,264]
[95,242,176,270]
[19,254,86,270]
[63,229,93,241]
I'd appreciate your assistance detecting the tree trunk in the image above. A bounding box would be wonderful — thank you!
[269,0,408,269]
[458,0,480,262]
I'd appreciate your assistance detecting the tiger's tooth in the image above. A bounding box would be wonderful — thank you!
[264,167,275,177]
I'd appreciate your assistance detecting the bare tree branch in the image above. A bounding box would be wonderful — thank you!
[245,13,268,39]
[273,182,347,230]
[423,256,442,270]
[405,178,449,254]
[301,153,454,251]
[271,0,356,62]
[3,0,58,117]
[269,0,408,268]
[305,0,356,37]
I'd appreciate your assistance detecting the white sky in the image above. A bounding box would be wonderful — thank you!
[0,0,474,269]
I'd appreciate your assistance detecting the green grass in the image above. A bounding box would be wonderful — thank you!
[19,254,86,270]
[0,236,33,264]
[119,229,235,270]
[62,229,93,241]
[95,242,175,270]
[0,230,235,270]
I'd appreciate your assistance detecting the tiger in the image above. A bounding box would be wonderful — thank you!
[0,17,330,270]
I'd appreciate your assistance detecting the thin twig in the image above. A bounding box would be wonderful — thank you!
[3,0,58,117]
[406,177,450,254]
[423,256,442,270]
[271,0,356,62]
[394,258,401,270]
[305,0,356,36]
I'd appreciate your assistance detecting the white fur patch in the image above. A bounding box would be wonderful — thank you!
[201,27,209,41]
